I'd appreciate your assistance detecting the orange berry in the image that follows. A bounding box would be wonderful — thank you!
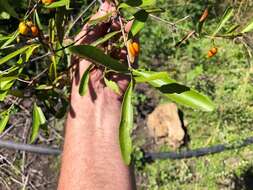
[129,43,137,57]
[199,8,208,22]
[207,50,213,58]
[19,22,29,35]
[132,42,139,55]
[42,0,54,5]
[211,47,218,54]
[31,26,39,37]
[207,47,218,58]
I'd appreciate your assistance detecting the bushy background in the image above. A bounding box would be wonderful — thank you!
[133,0,253,189]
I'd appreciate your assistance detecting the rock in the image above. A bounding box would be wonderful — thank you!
[147,103,185,149]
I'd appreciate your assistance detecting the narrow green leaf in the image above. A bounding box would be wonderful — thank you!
[66,0,71,9]
[119,0,156,9]
[30,103,46,143]
[55,7,66,43]
[30,103,40,143]
[37,106,46,125]
[0,110,9,133]
[0,36,11,42]
[145,7,164,14]
[79,65,92,96]
[133,70,215,111]
[49,55,57,80]
[131,9,149,36]
[35,10,43,30]
[88,12,113,26]
[226,24,240,34]
[212,7,233,37]
[1,30,19,49]
[91,31,120,47]
[0,66,19,78]
[25,44,40,62]
[241,19,253,33]
[104,77,120,94]
[119,80,134,165]
[45,0,67,8]
[69,45,129,73]
[35,84,53,90]
[0,77,17,91]
[0,91,7,101]
[0,45,31,65]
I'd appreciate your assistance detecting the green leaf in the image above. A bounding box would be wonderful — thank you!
[0,110,9,133]
[0,45,31,65]
[0,12,10,20]
[25,44,40,62]
[0,0,18,18]
[145,7,164,14]
[130,9,149,36]
[104,77,120,94]
[0,77,17,91]
[35,10,43,30]
[49,55,58,80]
[79,65,92,96]
[0,66,19,78]
[0,30,19,49]
[55,7,66,43]
[212,7,234,37]
[133,70,215,112]
[88,12,113,26]
[0,36,11,42]
[37,106,46,125]
[69,45,129,73]
[0,91,7,101]
[241,19,253,33]
[119,79,134,165]
[91,31,120,47]
[226,24,240,34]
[45,0,68,8]
[119,0,156,9]
[35,84,53,90]
[66,0,70,9]
[30,103,46,143]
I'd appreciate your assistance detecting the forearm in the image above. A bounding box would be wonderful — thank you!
[58,64,135,190]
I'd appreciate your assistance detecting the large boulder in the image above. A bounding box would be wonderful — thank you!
[147,103,185,149]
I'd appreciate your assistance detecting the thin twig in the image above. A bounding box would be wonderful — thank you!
[0,125,15,138]
[24,1,40,20]
[118,16,131,68]
[65,0,97,38]
[149,14,175,26]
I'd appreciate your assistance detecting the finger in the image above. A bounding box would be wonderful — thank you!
[111,19,133,33]
[124,20,133,33]
[75,0,116,44]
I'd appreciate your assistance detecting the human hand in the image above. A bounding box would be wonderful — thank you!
[71,0,134,104]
